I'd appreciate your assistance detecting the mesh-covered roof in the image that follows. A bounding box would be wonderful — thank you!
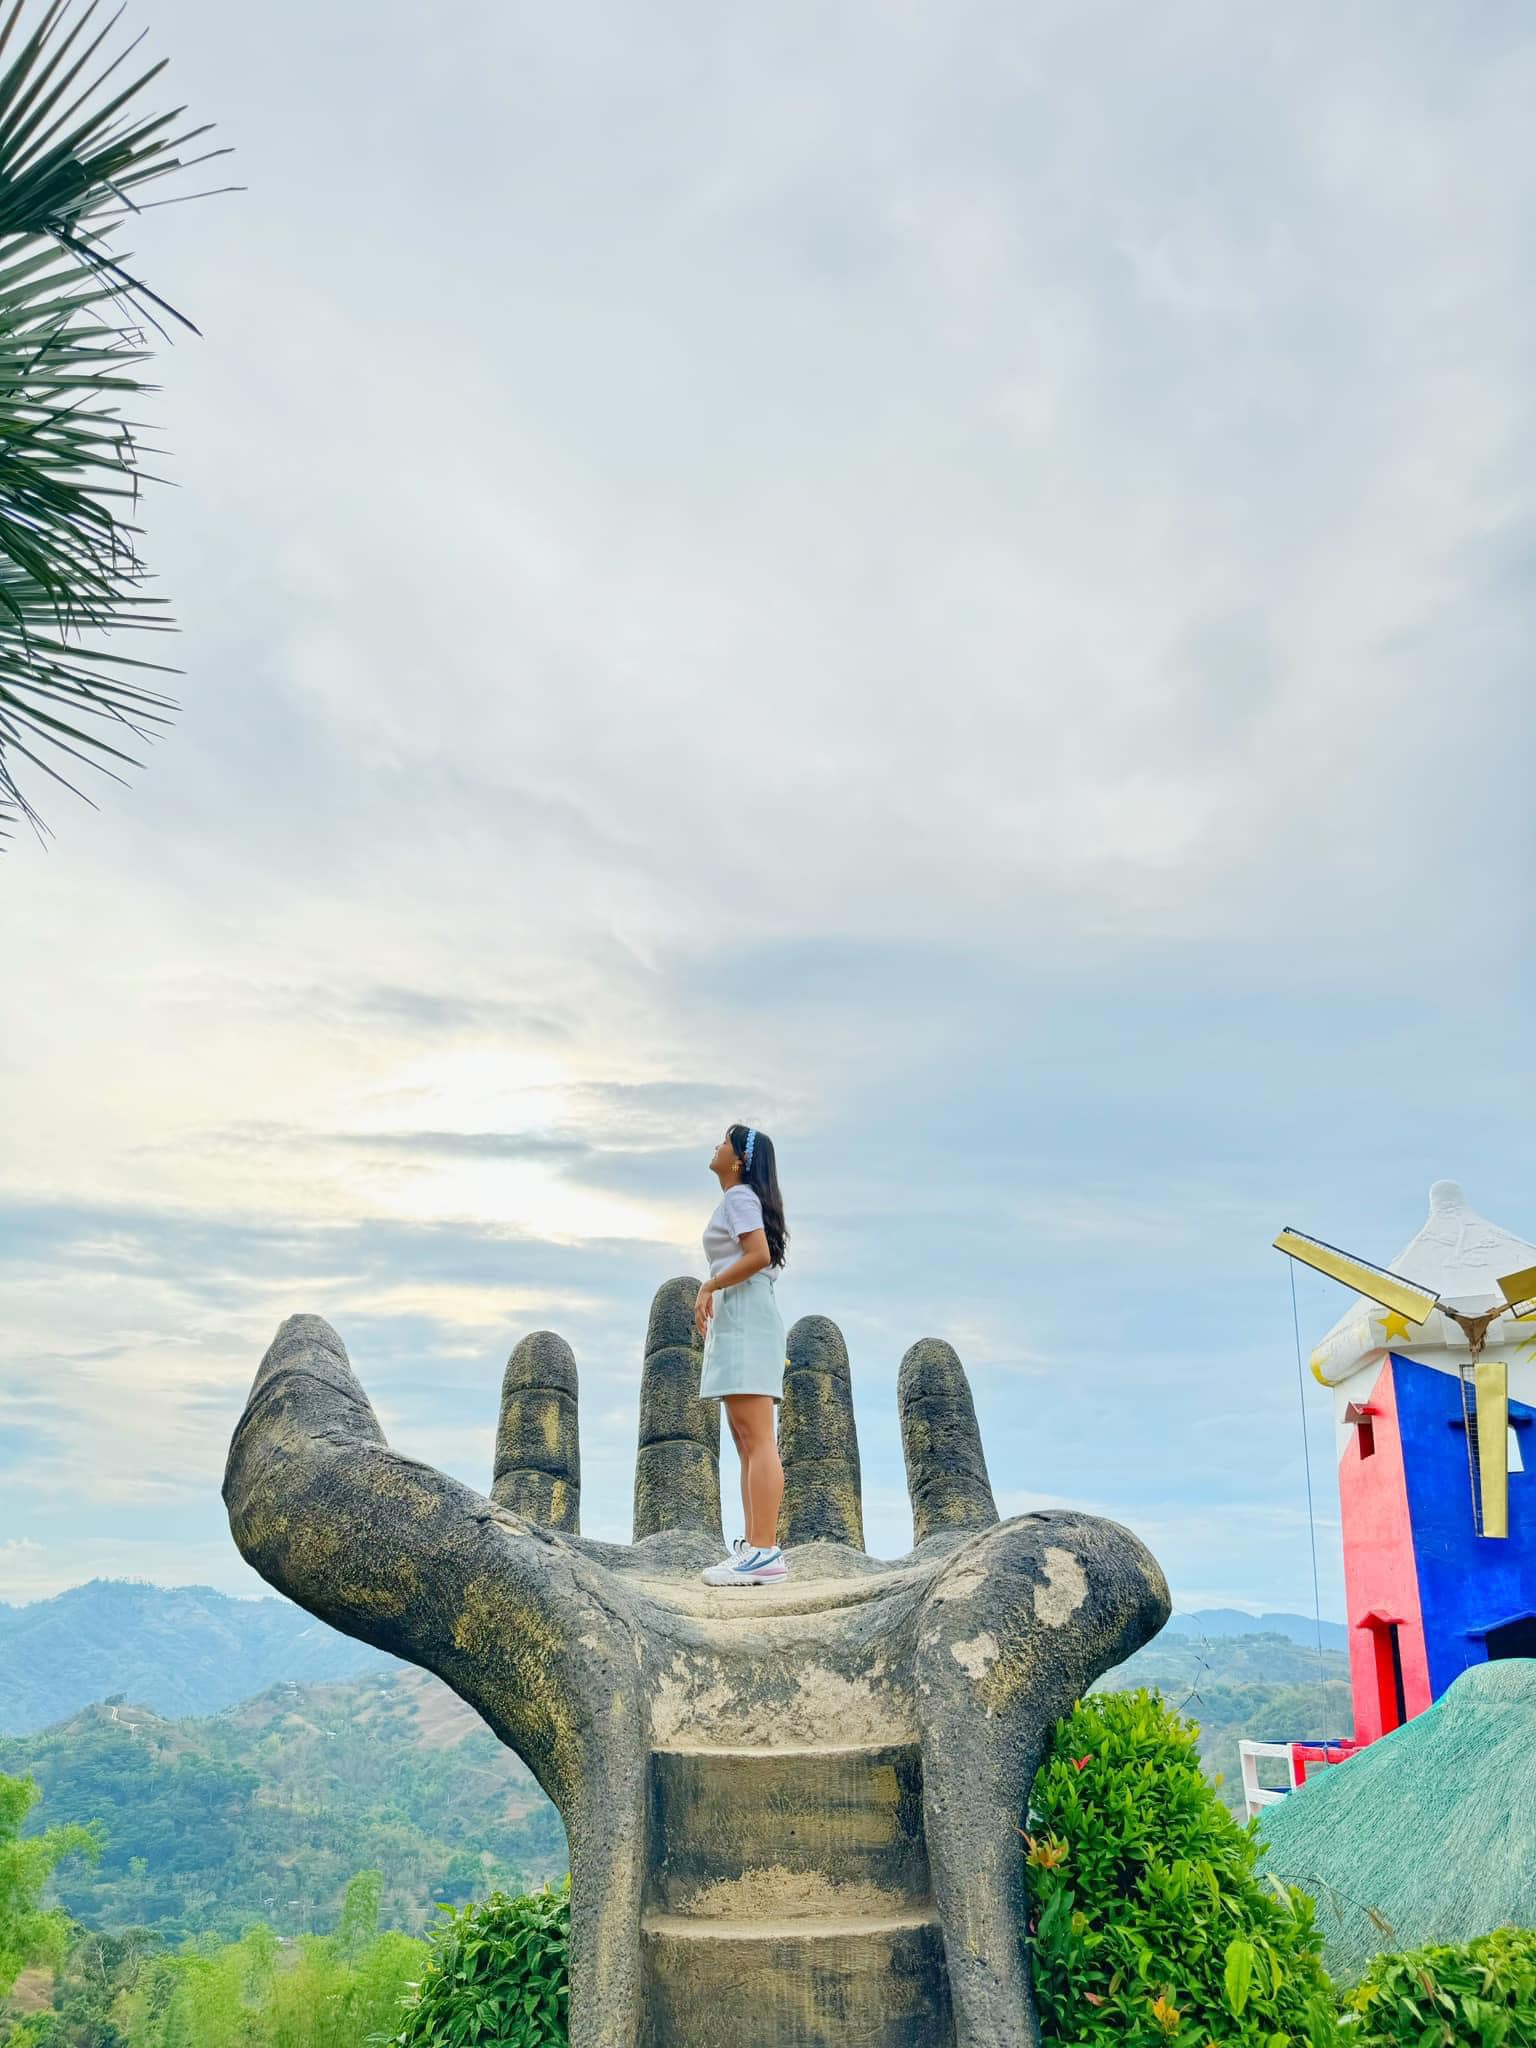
[1256,1658,1536,1980]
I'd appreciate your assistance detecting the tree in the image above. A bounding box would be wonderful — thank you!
[4,1922,163,2046]
[0,0,233,853]
[0,1769,100,2002]
[113,1871,426,2048]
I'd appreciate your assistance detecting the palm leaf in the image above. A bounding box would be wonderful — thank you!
[0,0,234,851]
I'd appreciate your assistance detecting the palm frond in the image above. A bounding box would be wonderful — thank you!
[0,0,231,852]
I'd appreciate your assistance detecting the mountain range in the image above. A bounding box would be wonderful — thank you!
[0,1580,1356,1938]
[1164,1608,1349,1652]
[0,1579,392,1735]
[0,1665,562,1941]
[0,1578,1349,1737]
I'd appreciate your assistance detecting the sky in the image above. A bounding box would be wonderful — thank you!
[2,0,1535,1622]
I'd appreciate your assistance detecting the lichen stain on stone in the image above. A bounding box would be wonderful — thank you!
[537,1397,562,1455]
[236,1508,289,1560]
[547,1477,569,1526]
[950,1631,1000,1680]
[649,1659,742,1745]
[866,1762,902,1811]
[336,1574,414,1619]
[453,1576,560,1667]
[685,1864,906,1920]
[450,1575,579,1787]
[367,1465,440,1520]
[977,1632,1047,1718]
[651,1653,912,1749]
[280,1517,345,1594]
[789,1664,910,1747]
[932,1557,988,1603]
[1033,1544,1088,1625]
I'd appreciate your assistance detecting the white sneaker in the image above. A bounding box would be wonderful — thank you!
[701,1545,789,1586]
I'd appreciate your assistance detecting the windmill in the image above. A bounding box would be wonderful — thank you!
[1275,1211,1536,1540]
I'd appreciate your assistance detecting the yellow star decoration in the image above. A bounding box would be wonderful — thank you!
[1379,1310,1415,1343]
[1516,1329,1536,1363]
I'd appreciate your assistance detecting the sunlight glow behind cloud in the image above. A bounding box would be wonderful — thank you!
[3,0,1535,1616]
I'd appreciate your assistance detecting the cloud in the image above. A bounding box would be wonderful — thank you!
[4,0,1535,1624]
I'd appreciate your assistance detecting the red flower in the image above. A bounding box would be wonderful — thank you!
[1073,1754,1092,1771]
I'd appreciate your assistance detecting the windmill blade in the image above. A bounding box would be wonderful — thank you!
[1497,1263,1536,1319]
[1475,1360,1509,1540]
[1273,1228,1439,1324]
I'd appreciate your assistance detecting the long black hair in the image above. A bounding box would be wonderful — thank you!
[729,1123,788,1270]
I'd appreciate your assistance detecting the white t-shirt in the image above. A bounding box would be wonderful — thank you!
[703,1184,774,1281]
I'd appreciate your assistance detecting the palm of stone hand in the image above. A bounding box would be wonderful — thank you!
[224,1278,1169,2048]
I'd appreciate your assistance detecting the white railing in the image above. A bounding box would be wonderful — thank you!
[1239,1737,1361,1821]
[1238,1740,1297,1821]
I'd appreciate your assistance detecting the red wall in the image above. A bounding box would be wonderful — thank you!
[1337,1358,1431,1742]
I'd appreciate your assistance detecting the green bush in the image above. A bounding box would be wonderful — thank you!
[389,1877,569,2048]
[1026,1688,1340,2047]
[1342,1925,1536,2047]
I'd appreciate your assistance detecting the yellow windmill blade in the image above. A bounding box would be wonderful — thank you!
[1474,1359,1509,1539]
[1273,1228,1440,1325]
[1497,1263,1536,1319]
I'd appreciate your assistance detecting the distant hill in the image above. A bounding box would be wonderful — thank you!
[1165,1609,1350,1653]
[1,1642,1352,1945]
[1102,1628,1354,1802]
[0,1581,1362,1946]
[0,1665,564,1941]
[0,1579,394,1734]
[1,1582,1352,1752]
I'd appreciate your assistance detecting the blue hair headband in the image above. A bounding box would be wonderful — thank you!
[744,1128,756,1169]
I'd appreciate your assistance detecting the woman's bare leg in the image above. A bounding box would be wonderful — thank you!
[725,1395,783,1550]
[724,1404,752,1540]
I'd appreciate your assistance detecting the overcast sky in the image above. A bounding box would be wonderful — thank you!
[3,0,1534,1620]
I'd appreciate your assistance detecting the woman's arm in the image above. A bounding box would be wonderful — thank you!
[705,1228,772,1292]
[694,1229,772,1335]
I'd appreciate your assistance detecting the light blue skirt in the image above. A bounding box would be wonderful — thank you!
[699,1271,786,1401]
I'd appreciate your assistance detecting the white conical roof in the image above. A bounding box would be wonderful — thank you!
[1386,1181,1536,1306]
[1310,1182,1536,1386]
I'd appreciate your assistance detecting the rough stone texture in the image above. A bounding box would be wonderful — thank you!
[224,1282,1170,2048]
[640,1913,953,2048]
[649,1742,929,1917]
[778,1315,865,1550]
[899,1338,999,1543]
[634,1275,723,1544]
[493,1330,581,1532]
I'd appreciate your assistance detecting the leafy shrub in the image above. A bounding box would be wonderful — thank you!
[1342,1925,1536,2047]
[1026,1688,1340,2047]
[389,1877,569,2047]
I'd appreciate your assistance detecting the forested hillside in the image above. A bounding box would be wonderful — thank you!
[0,1582,390,1735]
[0,1615,1353,1949]
[1101,1627,1353,1797]
[3,1579,1351,1755]
[0,1668,564,1942]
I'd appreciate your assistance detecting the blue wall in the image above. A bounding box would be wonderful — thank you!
[1393,1354,1536,1696]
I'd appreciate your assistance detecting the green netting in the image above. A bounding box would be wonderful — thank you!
[1256,1658,1536,1982]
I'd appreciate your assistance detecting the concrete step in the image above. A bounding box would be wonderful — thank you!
[639,1908,954,2048]
[647,1740,930,1918]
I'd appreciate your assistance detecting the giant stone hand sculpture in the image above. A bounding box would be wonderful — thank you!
[224,1279,1169,2048]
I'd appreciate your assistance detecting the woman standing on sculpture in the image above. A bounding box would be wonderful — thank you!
[694,1124,790,1585]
